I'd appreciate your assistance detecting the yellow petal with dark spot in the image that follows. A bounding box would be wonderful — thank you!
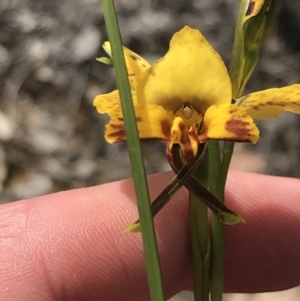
[93,90,127,143]
[102,42,151,91]
[240,84,300,119]
[136,105,174,141]
[137,26,232,113]
[199,104,259,143]
[94,90,174,143]
[244,0,265,22]
[168,117,199,162]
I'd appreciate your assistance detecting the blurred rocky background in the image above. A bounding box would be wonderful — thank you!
[1,0,300,300]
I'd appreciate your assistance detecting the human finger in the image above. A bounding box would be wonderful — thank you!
[1,170,300,300]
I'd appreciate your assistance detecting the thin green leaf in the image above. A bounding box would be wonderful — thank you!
[100,1,165,300]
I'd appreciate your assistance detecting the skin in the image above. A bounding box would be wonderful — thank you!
[1,170,300,301]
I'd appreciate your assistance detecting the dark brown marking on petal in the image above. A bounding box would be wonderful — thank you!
[143,137,169,142]
[115,136,127,143]
[264,99,298,107]
[178,121,186,132]
[177,122,187,143]
[150,69,156,76]
[225,119,250,138]
[246,0,255,16]
[142,64,147,68]
[215,137,250,142]
[229,107,238,114]
[179,127,197,161]
[180,132,189,145]
[108,130,126,139]
[128,73,136,76]
[110,123,125,130]
[109,124,126,140]
[182,148,195,162]
[177,123,196,162]
[161,119,171,139]
[117,117,142,122]
[231,99,237,104]
[265,100,276,105]
[177,126,195,161]
[130,54,141,61]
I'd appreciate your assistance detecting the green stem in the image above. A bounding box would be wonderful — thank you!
[216,1,278,299]
[100,1,165,301]
[221,142,235,187]
[222,0,250,204]
[214,3,244,297]
[229,0,249,98]
[209,2,248,295]
[208,141,225,301]
[190,152,210,301]
[190,193,210,301]
[223,1,249,185]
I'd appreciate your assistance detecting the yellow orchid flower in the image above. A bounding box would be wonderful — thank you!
[94,26,300,162]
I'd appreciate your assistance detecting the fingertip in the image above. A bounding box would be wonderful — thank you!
[224,171,300,293]
[0,172,191,301]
